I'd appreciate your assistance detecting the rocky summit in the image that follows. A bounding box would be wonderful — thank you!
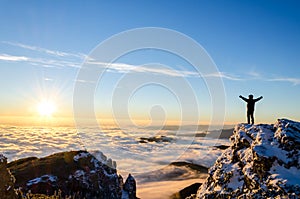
[0,150,137,199]
[195,119,300,199]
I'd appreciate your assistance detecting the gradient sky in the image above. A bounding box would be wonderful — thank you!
[0,1,300,126]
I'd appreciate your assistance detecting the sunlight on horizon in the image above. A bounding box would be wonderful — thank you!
[37,100,56,117]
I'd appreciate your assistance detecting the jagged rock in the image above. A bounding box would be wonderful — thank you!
[171,183,202,199]
[8,150,123,198]
[122,174,137,199]
[0,154,17,199]
[195,119,300,199]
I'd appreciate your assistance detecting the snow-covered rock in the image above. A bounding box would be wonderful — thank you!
[8,150,136,199]
[196,119,300,198]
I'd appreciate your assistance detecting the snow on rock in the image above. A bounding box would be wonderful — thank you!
[26,175,58,186]
[73,151,90,162]
[90,150,117,169]
[195,119,300,199]
[8,150,136,199]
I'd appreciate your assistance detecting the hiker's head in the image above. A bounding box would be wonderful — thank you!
[249,94,253,99]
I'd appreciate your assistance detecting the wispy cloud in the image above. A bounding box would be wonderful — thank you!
[0,53,81,68]
[86,60,242,79]
[245,70,300,86]
[75,79,97,84]
[1,41,299,86]
[0,54,29,61]
[86,60,199,77]
[2,41,86,59]
[203,72,242,81]
[1,41,84,68]
[93,62,199,77]
[247,71,262,79]
[0,41,253,81]
[44,78,54,81]
[267,77,300,85]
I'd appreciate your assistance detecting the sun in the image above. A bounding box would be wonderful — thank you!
[37,101,56,117]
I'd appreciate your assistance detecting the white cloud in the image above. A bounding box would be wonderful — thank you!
[268,77,300,85]
[86,60,199,77]
[0,41,250,80]
[245,70,300,86]
[0,54,29,61]
[0,53,80,68]
[2,41,86,59]
[247,71,262,78]
[203,72,242,81]
[2,41,299,86]
[1,41,84,68]
[75,79,97,84]
[44,78,54,81]
[82,59,250,80]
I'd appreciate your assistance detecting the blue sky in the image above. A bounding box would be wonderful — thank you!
[0,1,300,125]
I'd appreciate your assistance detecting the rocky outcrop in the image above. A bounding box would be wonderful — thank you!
[5,150,136,199]
[171,183,202,199]
[122,174,137,199]
[195,119,300,198]
[0,154,17,199]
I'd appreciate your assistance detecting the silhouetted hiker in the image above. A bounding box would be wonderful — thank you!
[239,94,263,124]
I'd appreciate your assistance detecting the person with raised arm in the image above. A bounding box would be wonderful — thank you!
[239,94,263,124]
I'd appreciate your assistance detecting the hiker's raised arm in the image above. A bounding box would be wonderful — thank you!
[239,95,248,102]
[255,96,263,102]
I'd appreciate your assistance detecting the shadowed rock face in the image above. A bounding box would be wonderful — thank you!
[123,174,137,199]
[0,154,17,199]
[6,150,136,199]
[194,119,300,199]
[171,183,202,199]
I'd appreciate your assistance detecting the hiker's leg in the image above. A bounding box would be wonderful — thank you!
[247,112,250,124]
[251,113,254,124]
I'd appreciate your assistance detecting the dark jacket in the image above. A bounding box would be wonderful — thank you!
[240,96,263,112]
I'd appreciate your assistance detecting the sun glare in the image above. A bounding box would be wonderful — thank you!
[37,101,56,117]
